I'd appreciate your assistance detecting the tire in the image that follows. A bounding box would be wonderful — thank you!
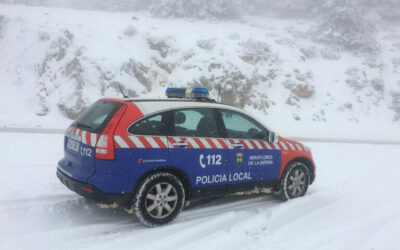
[133,172,185,227]
[275,162,310,201]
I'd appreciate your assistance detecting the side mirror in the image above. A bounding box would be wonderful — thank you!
[268,132,279,143]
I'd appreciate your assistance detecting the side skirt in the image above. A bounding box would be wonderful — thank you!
[189,180,279,200]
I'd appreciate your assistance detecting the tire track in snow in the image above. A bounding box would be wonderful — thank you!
[49,196,280,250]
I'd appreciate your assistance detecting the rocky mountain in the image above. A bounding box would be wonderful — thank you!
[0,2,399,139]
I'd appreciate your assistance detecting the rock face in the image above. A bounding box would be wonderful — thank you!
[0,4,399,128]
[146,0,241,20]
[0,15,6,40]
[391,92,400,121]
[291,84,315,99]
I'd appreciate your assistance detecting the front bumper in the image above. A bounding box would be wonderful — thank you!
[57,167,132,205]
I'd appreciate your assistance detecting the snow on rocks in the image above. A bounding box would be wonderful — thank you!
[0,4,399,141]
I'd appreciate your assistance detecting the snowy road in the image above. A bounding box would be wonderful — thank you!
[1,132,399,250]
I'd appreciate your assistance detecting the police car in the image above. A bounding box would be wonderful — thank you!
[57,88,316,227]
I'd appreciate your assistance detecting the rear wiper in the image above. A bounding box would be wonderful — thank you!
[76,123,93,131]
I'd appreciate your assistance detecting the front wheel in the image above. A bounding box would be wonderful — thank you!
[133,172,185,227]
[275,162,310,201]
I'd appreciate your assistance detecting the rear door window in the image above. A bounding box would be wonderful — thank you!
[128,111,170,136]
[172,108,219,138]
[72,100,122,134]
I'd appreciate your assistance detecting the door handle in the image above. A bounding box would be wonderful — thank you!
[231,143,244,149]
[171,141,189,148]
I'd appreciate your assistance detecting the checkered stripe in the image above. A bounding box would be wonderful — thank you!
[114,135,169,149]
[167,136,229,149]
[65,127,99,147]
[113,135,310,152]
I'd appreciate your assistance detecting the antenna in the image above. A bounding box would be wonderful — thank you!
[217,87,221,103]
[117,83,129,98]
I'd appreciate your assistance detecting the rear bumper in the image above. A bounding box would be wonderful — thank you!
[57,167,132,205]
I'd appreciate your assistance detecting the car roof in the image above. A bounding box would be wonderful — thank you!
[124,98,242,116]
[107,98,274,132]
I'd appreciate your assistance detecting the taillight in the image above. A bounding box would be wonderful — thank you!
[95,105,126,160]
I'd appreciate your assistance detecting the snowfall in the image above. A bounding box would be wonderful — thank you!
[1,2,400,250]
[0,132,399,250]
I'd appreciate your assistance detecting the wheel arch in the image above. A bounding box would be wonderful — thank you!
[133,166,192,201]
[282,157,315,184]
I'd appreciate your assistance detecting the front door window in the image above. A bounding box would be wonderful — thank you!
[219,109,281,192]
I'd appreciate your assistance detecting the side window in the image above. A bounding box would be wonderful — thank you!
[220,110,268,140]
[129,112,169,136]
[173,108,219,138]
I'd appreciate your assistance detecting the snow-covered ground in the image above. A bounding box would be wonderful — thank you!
[1,132,399,250]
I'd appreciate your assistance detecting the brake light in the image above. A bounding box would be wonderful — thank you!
[95,105,126,160]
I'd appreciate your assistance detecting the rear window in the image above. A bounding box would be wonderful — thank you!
[72,100,122,134]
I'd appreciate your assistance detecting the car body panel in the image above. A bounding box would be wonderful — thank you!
[58,128,99,182]
[278,137,315,178]
[58,97,316,202]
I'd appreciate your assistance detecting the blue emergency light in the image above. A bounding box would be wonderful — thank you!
[166,88,186,98]
[166,87,209,99]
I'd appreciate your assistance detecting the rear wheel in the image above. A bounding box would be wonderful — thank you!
[133,172,185,227]
[275,162,310,201]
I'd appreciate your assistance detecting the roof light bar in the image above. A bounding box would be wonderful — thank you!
[166,87,209,99]
[166,88,186,98]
